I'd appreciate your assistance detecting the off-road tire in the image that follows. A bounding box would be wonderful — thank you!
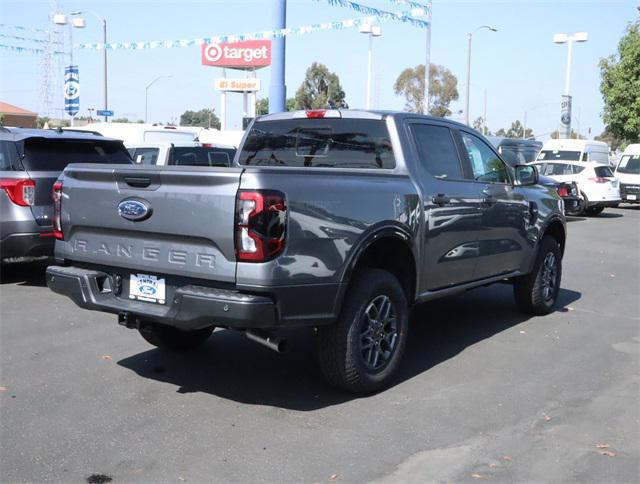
[316,268,409,394]
[139,323,214,351]
[513,236,562,315]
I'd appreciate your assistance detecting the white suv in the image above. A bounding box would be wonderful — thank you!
[531,161,620,216]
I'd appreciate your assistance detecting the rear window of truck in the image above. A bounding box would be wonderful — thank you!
[22,138,132,171]
[170,147,236,167]
[238,119,395,169]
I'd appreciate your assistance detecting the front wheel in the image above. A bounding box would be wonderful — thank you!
[138,323,214,351]
[513,236,562,315]
[316,268,409,394]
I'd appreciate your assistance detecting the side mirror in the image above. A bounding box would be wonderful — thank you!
[514,164,538,186]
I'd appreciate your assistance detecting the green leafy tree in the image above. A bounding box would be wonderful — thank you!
[112,117,131,123]
[472,116,491,135]
[256,97,296,115]
[0,113,5,125]
[394,64,459,117]
[36,116,50,128]
[599,22,640,143]
[294,62,347,109]
[595,128,624,151]
[179,109,221,129]
[501,120,534,139]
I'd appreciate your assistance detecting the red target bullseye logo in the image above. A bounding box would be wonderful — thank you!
[203,44,223,63]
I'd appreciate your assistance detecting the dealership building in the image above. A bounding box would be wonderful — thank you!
[0,101,38,128]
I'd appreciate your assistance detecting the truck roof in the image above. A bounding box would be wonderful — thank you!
[255,109,473,131]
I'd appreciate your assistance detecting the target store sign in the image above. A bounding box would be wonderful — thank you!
[201,40,271,69]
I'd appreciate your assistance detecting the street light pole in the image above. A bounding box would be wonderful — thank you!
[423,1,432,115]
[464,25,497,125]
[71,11,108,122]
[145,76,172,123]
[53,13,85,127]
[360,24,382,110]
[553,32,588,138]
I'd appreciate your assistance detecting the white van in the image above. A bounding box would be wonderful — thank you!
[615,144,640,203]
[536,139,610,165]
[66,123,200,145]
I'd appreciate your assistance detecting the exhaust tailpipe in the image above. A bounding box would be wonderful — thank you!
[246,329,287,353]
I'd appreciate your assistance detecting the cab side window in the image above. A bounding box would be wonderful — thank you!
[410,124,464,180]
[132,148,159,165]
[460,132,509,183]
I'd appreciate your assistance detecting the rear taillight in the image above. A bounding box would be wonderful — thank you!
[588,177,608,184]
[557,186,569,197]
[235,190,286,262]
[0,178,35,206]
[52,181,63,240]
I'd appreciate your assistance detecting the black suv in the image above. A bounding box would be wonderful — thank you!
[0,127,131,261]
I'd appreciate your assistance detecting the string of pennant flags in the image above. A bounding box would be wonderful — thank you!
[0,43,65,55]
[75,11,427,50]
[314,0,428,18]
[0,23,51,34]
[0,33,63,45]
[0,0,429,54]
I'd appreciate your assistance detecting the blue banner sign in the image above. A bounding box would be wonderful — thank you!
[96,110,113,117]
[64,65,80,117]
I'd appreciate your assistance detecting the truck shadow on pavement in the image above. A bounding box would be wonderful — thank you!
[117,284,581,410]
[0,259,49,287]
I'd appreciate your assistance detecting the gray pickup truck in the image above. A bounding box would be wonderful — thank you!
[47,110,566,393]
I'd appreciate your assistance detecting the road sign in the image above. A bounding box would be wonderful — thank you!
[64,66,80,117]
[97,110,114,117]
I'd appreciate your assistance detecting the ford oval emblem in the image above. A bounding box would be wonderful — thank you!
[118,199,152,221]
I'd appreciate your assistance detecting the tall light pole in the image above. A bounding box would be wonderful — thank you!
[465,25,497,125]
[359,24,382,110]
[53,13,85,126]
[145,76,172,123]
[71,11,109,123]
[423,1,432,115]
[553,32,588,138]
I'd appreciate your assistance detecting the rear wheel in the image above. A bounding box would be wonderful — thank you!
[138,323,214,351]
[513,236,562,315]
[316,268,409,394]
[584,205,604,216]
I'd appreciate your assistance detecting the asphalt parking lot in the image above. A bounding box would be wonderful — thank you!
[1,206,638,483]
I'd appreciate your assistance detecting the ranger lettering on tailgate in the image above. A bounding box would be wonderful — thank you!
[72,239,216,268]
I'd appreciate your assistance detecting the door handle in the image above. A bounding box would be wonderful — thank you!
[432,193,450,206]
[124,176,151,188]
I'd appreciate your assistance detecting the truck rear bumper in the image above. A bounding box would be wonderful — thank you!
[46,265,277,331]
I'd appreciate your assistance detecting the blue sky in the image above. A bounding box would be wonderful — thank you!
[0,0,637,138]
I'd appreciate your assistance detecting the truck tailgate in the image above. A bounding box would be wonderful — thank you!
[57,164,242,283]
